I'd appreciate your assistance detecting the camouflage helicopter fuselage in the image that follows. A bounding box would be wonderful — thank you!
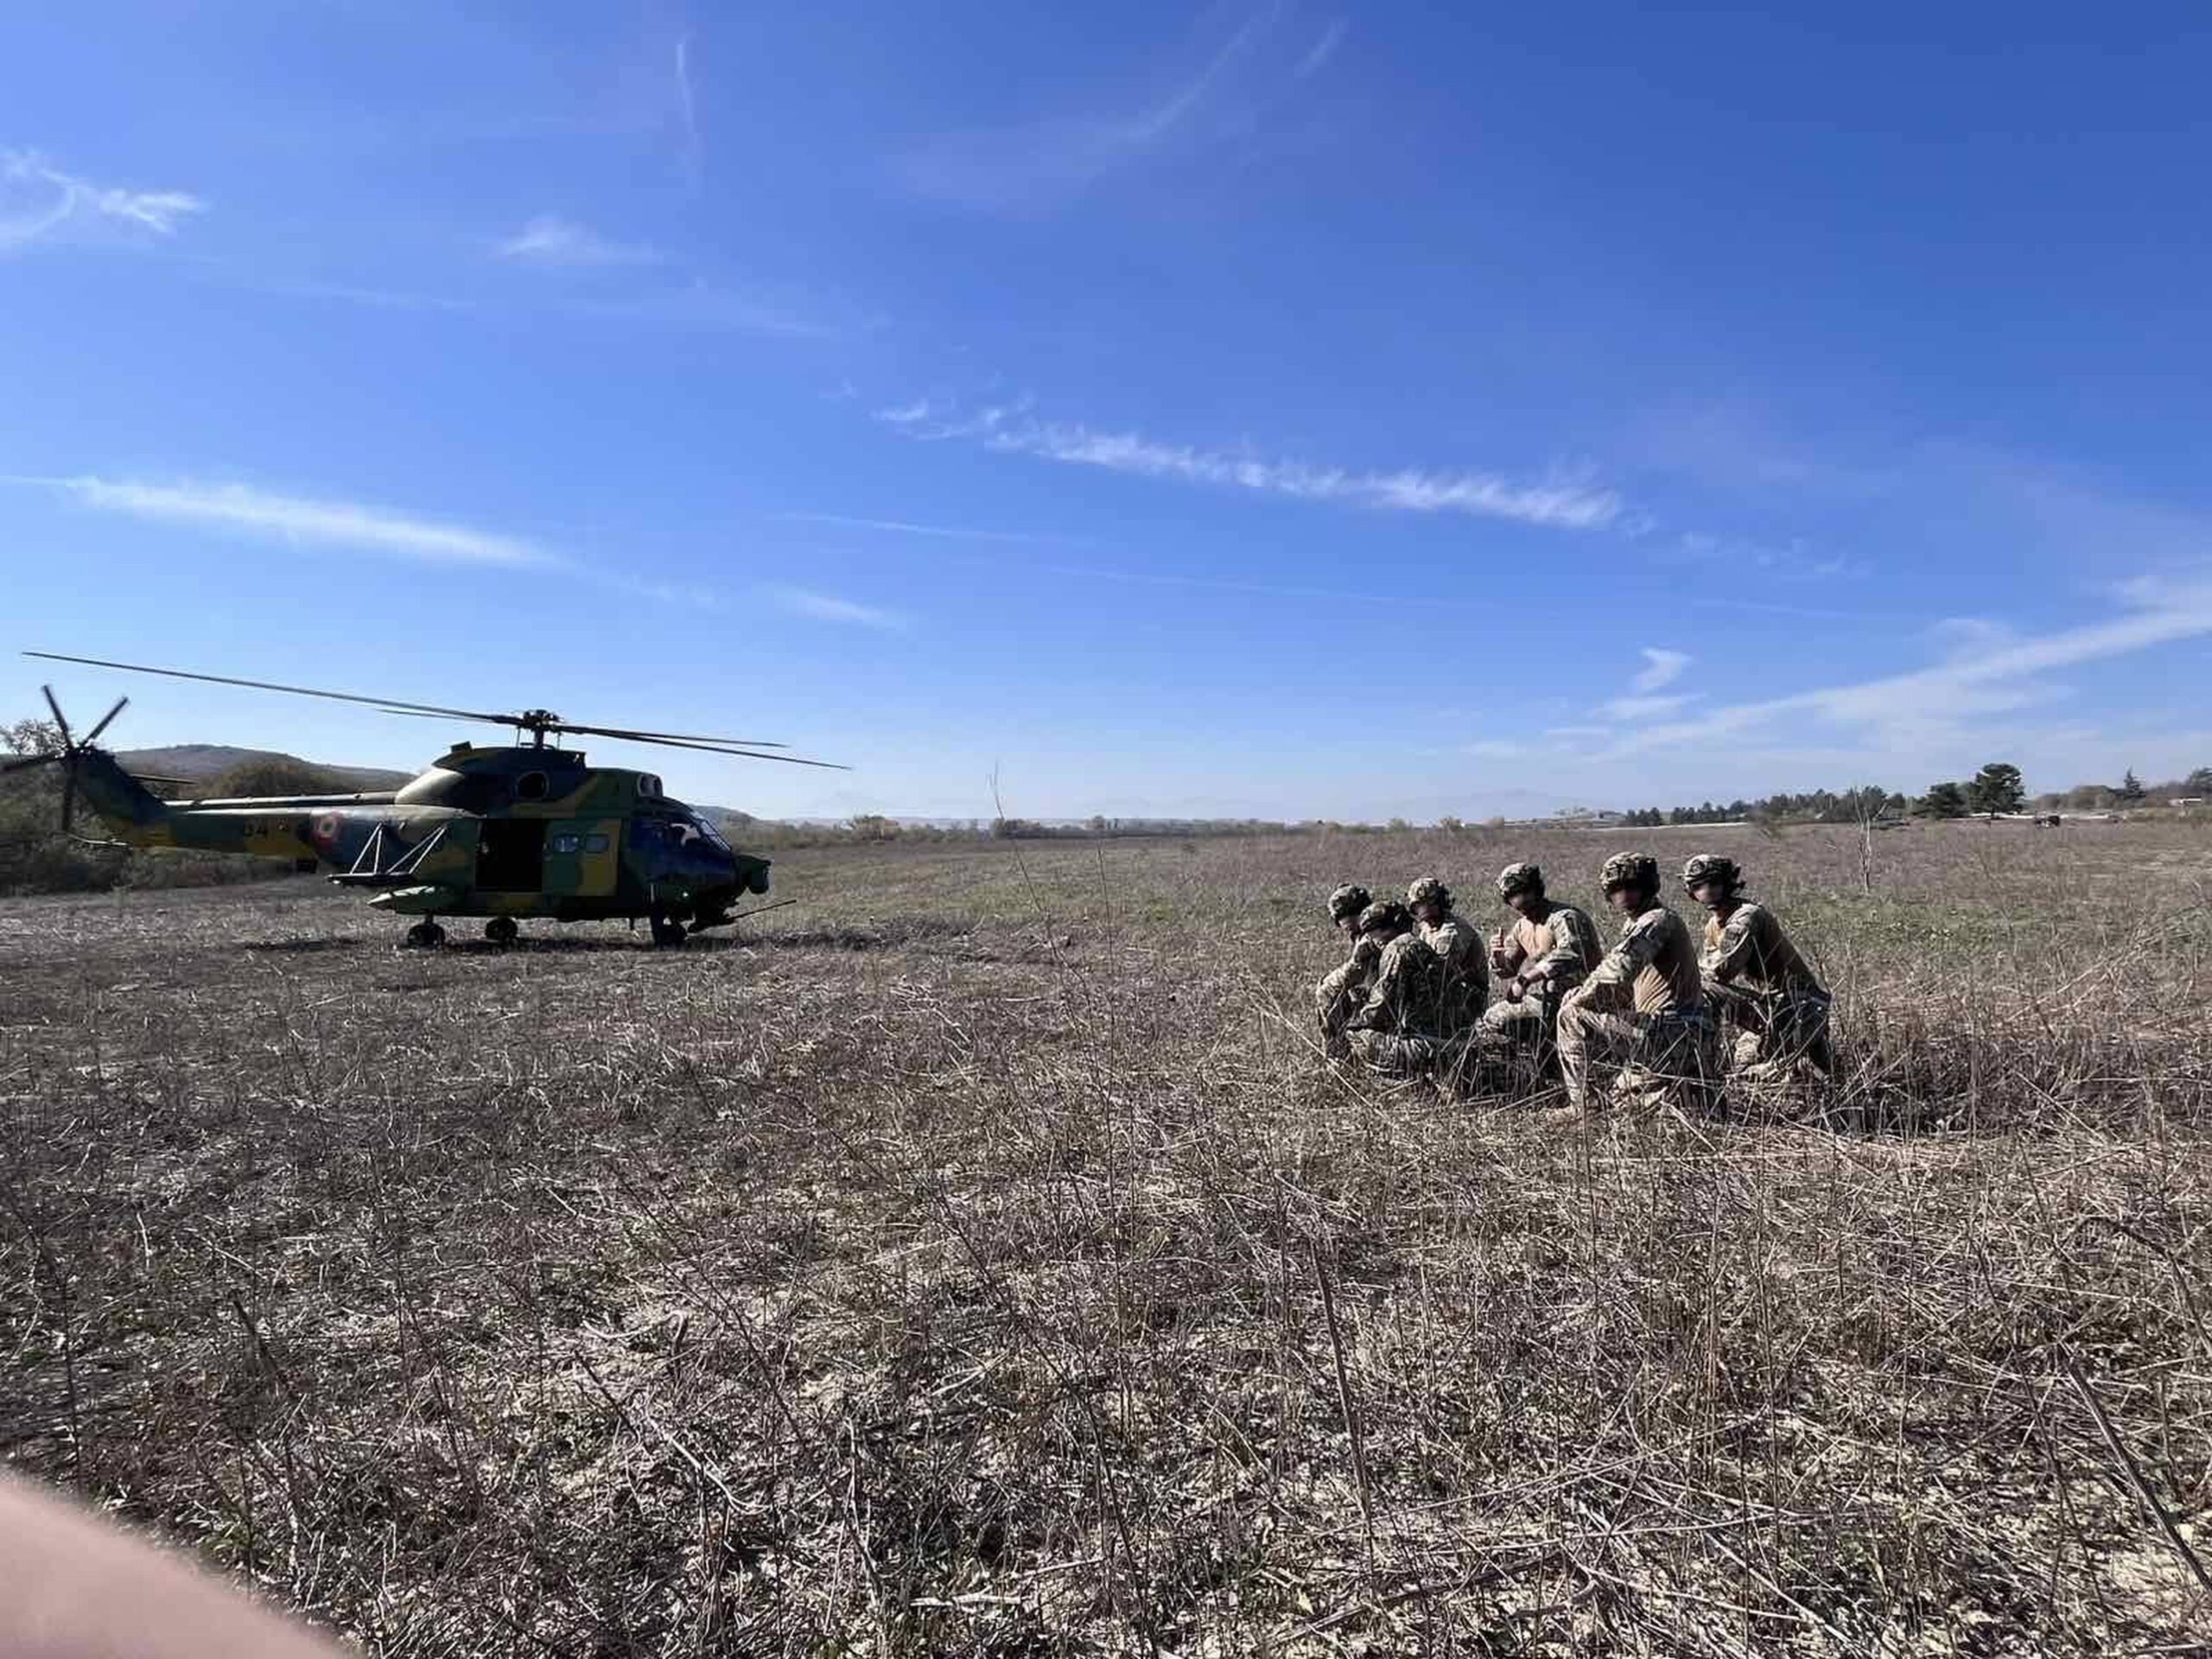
[74,740,771,933]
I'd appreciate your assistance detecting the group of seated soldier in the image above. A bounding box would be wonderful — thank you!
[1315,852,1832,1118]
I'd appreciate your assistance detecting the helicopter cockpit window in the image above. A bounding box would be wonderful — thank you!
[682,810,731,851]
[516,772,550,801]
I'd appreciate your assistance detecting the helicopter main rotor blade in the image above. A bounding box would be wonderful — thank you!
[370,709,791,748]
[41,684,73,751]
[372,707,523,726]
[594,732,850,770]
[24,652,518,727]
[27,650,848,769]
[548,721,787,749]
[0,751,62,775]
[81,695,129,747]
[371,708,841,765]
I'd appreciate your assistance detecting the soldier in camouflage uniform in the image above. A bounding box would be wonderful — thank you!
[1554,852,1719,1118]
[1315,883,1378,1057]
[1682,853,1834,1083]
[1344,901,1456,1078]
[1475,862,1605,1077]
[1408,876,1488,1032]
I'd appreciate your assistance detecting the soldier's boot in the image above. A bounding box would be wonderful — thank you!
[1550,1001,1599,1121]
[1803,1025,1837,1079]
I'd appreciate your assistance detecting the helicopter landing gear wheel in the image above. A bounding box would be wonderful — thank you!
[649,912,687,949]
[404,920,447,950]
[484,917,519,948]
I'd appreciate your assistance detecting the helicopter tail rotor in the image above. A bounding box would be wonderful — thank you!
[3,687,132,836]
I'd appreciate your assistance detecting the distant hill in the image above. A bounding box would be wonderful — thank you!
[114,745,412,793]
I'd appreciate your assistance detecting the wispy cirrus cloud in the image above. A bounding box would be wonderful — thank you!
[1598,692,1699,722]
[1,150,204,251]
[1597,574,2212,761]
[244,276,477,314]
[13,474,838,626]
[892,7,1319,211]
[1671,529,1864,582]
[1583,646,1700,721]
[1630,647,1690,693]
[674,35,703,185]
[20,475,550,567]
[497,213,661,266]
[1294,19,1350,79]
[772,510,1069,544]
[875,401,1622,531]
[766,585,907,630]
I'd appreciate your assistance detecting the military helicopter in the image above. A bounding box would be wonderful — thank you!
[5,652,844,948]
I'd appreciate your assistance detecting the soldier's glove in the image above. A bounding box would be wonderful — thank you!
[1506,976,1527,1004]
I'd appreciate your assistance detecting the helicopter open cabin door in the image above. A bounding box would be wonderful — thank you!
[543,818,620,903]
[474,818,546,892]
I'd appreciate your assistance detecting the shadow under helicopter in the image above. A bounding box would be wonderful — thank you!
[232,915,986,957]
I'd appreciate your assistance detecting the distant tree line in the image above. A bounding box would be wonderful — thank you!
[721,811,1326,849]
[1615,785,1908,828]
[738,756,2212,853]
[1618,763,2038,825]
[2030,766,2212,812]
[1621,760,2212,828]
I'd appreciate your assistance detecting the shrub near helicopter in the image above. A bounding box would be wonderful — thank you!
[5,652,845,948]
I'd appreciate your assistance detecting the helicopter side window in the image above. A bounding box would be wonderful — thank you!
[584,833,609,853]
[517,772,550,801]
[550,834,580,855]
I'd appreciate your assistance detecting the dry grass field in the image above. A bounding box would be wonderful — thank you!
[4,819,2211,1655]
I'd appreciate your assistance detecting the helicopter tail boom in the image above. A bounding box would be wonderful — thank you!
[63,748,358,865]
[61,744,174,841]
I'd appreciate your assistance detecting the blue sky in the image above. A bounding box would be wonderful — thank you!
[5,1,2211,821]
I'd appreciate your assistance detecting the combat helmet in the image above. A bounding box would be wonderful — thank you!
[1495,861,1543,901]
[1681,853,1743,895]
[1326,884,1372,925]
[1599,851,1660,897]
[1355,899,1414,937]
[1405,875,1453,912]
